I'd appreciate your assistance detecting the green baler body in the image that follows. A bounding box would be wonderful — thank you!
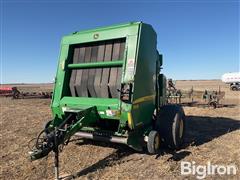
[51,22,166,150]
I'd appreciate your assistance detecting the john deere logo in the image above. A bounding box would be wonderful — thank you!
[93,33,99,39]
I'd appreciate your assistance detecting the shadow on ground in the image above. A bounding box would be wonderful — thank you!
[184,115,240,146]
[181,102,237,108]
[63,115,240,179]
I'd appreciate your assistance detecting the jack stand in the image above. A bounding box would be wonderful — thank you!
[54,127,60,180]
[54,149,59,180]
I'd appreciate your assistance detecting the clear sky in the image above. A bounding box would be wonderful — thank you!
[1,0,239,83]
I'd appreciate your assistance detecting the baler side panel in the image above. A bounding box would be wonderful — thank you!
[51,44,71,118]
[131,24,157,128]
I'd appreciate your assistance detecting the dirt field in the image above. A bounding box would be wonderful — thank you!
[0,80,240,179]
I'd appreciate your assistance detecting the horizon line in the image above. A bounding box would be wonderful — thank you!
[1,79,223,85]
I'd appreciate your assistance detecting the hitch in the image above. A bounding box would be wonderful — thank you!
[28,106,98,161]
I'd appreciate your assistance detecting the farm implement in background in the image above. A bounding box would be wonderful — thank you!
[166,80,225,109]
[0,86,52,99]
[0,87,14,97]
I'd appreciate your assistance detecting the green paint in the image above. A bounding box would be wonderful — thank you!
[68,60,123,69]
[49,22,166,150]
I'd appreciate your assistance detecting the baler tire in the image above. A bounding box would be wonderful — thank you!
[147,130,160,154]
[156,105,185,150]
[231,86,237,91]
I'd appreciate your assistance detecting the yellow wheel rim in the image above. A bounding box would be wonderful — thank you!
[179,119,184,139]
[154,134,160,150]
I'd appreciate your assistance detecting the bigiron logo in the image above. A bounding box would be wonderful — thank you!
[181,161,238,179]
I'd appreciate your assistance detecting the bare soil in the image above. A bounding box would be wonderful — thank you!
[0,80,240,179]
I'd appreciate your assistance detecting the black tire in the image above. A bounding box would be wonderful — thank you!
[209,101,217,109]
[155,105,185,149]
[231,86,237,91]
[147,130,160,154]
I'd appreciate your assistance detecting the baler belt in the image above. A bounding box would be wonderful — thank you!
[109,40,121,98]
[101,41,112,98]
[80,46,91,97]
[75,47,86,96]
[87,45,98,97]
[69,48,80,96]
[94,42,105,97]
[69,38,125,98]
